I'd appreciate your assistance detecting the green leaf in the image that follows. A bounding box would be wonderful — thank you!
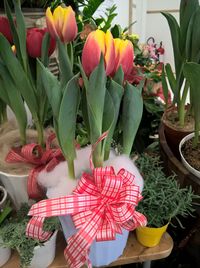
[104,79,123,160]
[183,62,200,145]
[0,62,27,144]
[86,56,106,143]
[57,39,73,89]
[161,12,182,76]
[161,65,169,108]
[113,66,124,86]
[186,7,200,62]
[122,82,143,156]
[0,35,38,117]
[165,63,176,95]
[38,60,61,118]
[83,0,105,21]
[111,24,120,38]
[81,88,90,139]
[58,74,80,160]
[180,0,199,54]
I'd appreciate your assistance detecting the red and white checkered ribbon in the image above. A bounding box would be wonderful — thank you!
[6,134,64,199]
[26,166,147,268]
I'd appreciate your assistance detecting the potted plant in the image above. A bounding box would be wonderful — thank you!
[178,62,200,178]
[135,154,199,247]
[0,0,57,207]
[0,203,60,268]
[0,185,12,266]
[161,0,200,156]
[23,3,147,267]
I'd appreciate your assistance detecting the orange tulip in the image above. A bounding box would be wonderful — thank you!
[114,38,134,80]
[46,5,77,43]
[82,30,115,76]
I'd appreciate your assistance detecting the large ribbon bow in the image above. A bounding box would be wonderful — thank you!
[26,166,147,268]
[6,134,64,199]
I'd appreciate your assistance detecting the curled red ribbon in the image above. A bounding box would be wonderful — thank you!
[5,134,64,200]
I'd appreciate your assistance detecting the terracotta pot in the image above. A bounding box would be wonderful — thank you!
[161,106,194,158]
[136,223,169,247]
[179,133,200,178]
[159,122,200,194]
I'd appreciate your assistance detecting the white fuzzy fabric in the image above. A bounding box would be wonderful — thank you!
[37,147,143,198]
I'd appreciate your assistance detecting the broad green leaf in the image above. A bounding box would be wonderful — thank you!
[57,39,73,89]
[38,60,61,118]
[180,0,199,53]
[81,88,90,139]
[161,12,182,76]
[122,82,143,156]
[0,63,27,143]
[113,66,124,86]
[58,74,80,160]
[188,8,200,62]
[161,65,169,108]
[165,63,176,95]
[86,56,106,143]
[183,62,200,145]
[104,79,123,160]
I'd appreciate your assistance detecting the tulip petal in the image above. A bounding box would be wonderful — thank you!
[62,6,78,43]
[82,33,102,76]
[114,39,134,79]
[53,6,65,40]
[104,31,115,76]
[46,7,58,39]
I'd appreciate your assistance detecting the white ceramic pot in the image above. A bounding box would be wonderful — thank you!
[0,172,29,210]
[179,132,200,178]
[29,230,58,268]
[0,237,11,267]
[0,186,7,208]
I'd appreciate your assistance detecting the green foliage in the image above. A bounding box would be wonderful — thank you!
[0,204,60,268]
[136,154,199,228]
[161,0,200,126]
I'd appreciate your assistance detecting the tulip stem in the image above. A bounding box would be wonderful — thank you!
[93,143,103,167]
[66,43,74,68]
[67,159,75,179]
[35,120,44,147]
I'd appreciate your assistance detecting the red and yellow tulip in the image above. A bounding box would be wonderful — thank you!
[46,5,77,43]
[114,38,134,80]
[82,29,115,76]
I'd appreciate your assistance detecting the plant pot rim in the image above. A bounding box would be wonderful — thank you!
[179,132,200,178]
[0,170,28,178]
[33,230,58,250]
[137,222,169,231]
[0,186,7,206]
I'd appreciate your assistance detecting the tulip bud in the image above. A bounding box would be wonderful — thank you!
[46,5,77,43]
[82,29,115,76]
[0,16,13,43]
[114,38,134,80]
[11,45,16,55]
[26,28,56,58]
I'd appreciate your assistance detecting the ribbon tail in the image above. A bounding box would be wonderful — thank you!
[26,216,52,241]
[27,168,45,200]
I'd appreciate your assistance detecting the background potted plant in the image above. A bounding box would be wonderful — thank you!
[135,154,199,247]
[161,0,200,156]
[0,203,60,268]
[0,185,12,266]
[179,62,200,178]
[0,0,57,208]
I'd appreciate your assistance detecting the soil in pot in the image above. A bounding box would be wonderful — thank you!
[181,139,200,172]
[162,107,194,158]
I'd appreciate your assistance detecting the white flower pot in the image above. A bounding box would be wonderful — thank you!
[29,230,58,268]
[0,186,7,207]
[179,132,200,178]
[0,238,11,267]
[0,171,29,210]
